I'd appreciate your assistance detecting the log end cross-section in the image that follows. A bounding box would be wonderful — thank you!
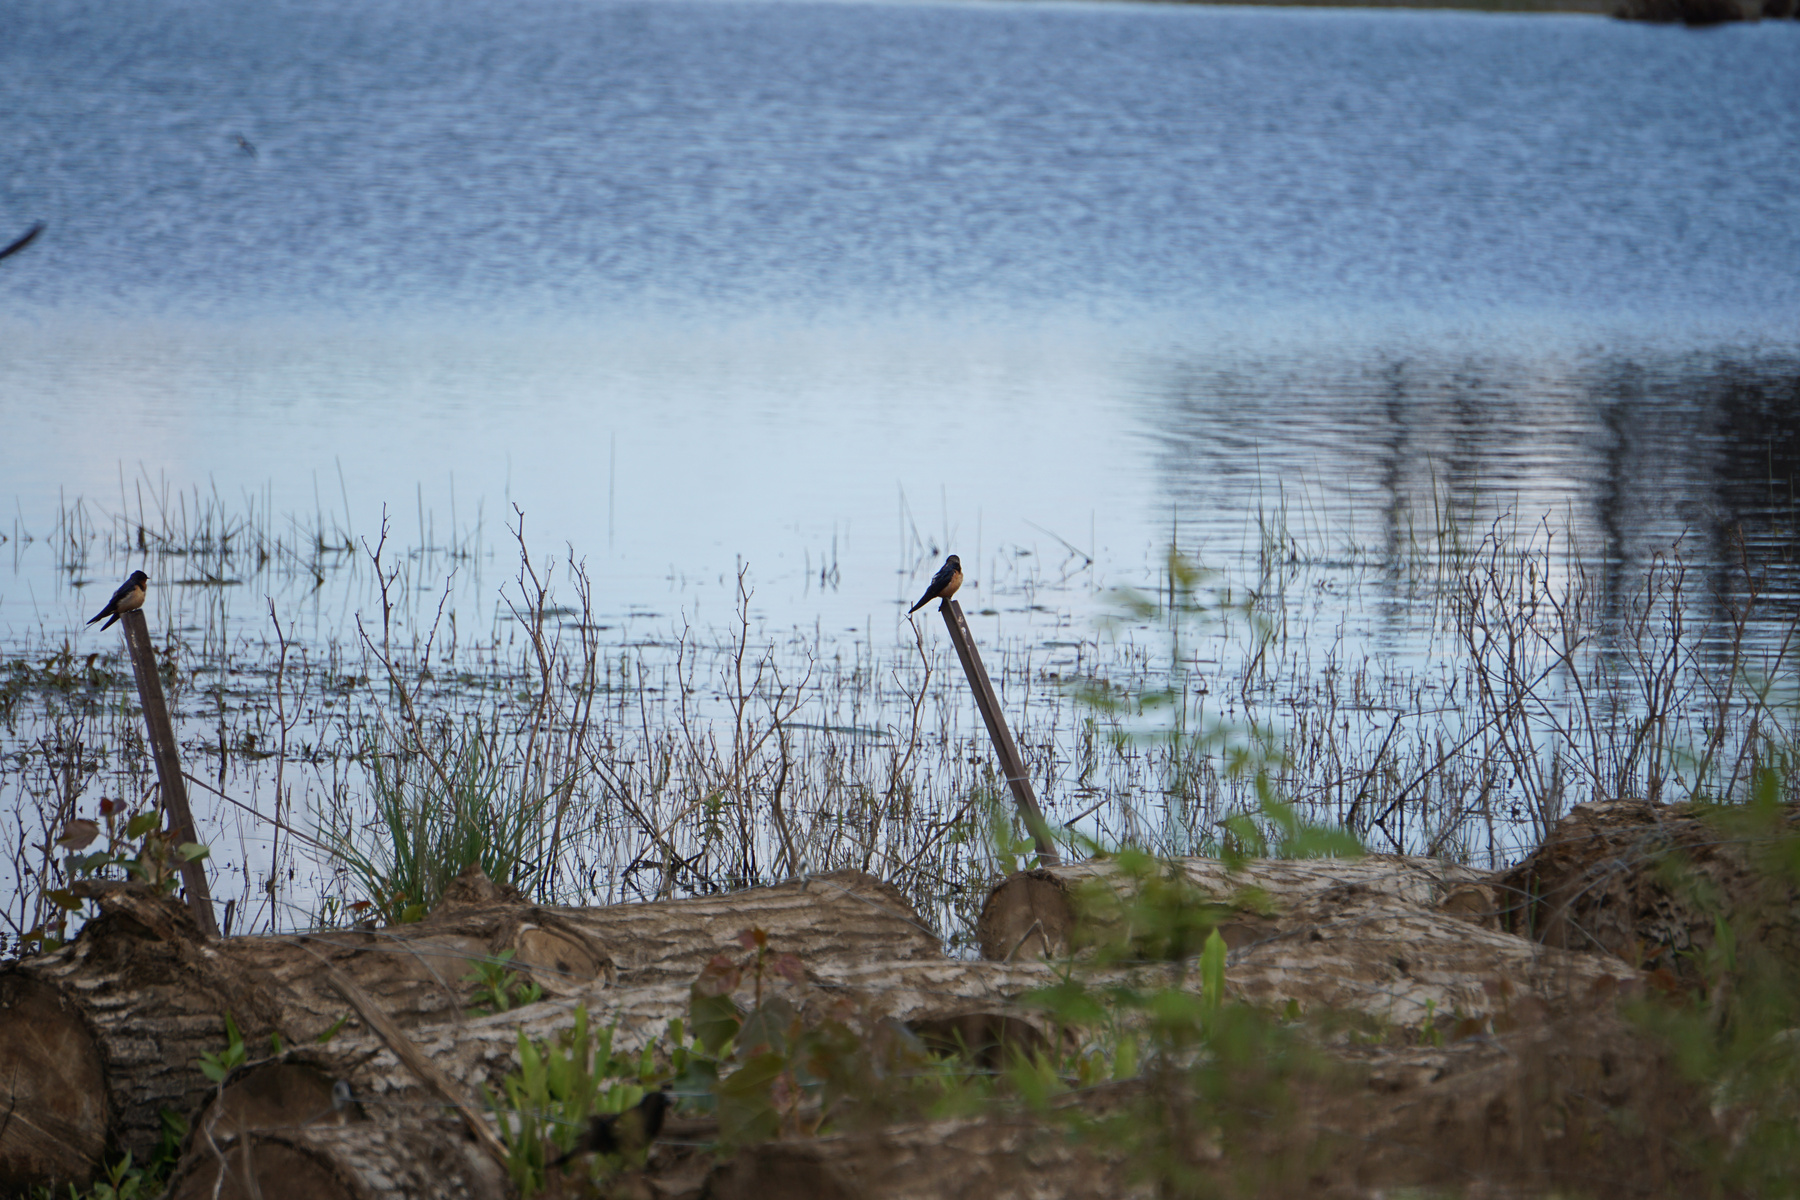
[0,973,109,1192]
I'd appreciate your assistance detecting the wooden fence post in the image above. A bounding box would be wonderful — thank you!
[938,599,1060,867]
[119,608,219,937]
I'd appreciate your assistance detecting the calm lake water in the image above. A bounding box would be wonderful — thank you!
[2,0,1798,927]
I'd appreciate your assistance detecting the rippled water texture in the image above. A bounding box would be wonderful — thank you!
[0,0,1796,672]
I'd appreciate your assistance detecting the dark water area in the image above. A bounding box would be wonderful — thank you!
[1144,348,1800,635]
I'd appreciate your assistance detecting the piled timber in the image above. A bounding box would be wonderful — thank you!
[6,802,1783,1198]
[974,854,1637,1029]
[0,868,938,1196]
[705,1007,1713,1200]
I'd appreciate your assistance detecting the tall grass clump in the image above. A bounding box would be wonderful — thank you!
[331,717,554,923]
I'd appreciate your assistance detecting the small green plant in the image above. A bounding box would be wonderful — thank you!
[1418,998,1442,1048]
[35,1109,186,1200]
[22,800,210,952]
[485,1003,665,1197]
[196,1011,247,1083]
[1022,844,1350,1197]
[1198,927,1226,1019]
[465,950,544,1015]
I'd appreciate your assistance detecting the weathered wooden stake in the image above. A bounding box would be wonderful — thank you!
[119,608,219,937]
[939,599,1060,867]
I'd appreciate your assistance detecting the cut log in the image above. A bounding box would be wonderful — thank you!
[166,1121,508,1200]
[1496,799,1800,987]
[0,974,108,1193]
[0,868,938,1194]
[1313,1009,1720,1197]
[16,840,1742,1200]
[549,869,942,983]
[190,1060,357,1142]
[1219,884,1641,1031]
[975,855,1494,962]
[148,874,1639,1200]
[161,1056,507,1200]
[700,1005,1718,1200]
[0,881,288,1176]
[972,855,1621,1032]
[700,1114,1128,1200]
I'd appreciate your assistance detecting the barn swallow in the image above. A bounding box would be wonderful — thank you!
[0,222,43,262]
[87,570,148,631]
[908,554,963,614]
[550,1089,669,1167]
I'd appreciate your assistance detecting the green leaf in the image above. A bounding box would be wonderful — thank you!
[669,1054,721,1112]
[545,1036,573,1101]
[124,812,161,839]
[1112,1033,1139,1080]
[516,1028,547,1105]
[716,1051,786,1147]
[69,850,118,874]
[178,842,211,863]
[1020,979,1109,1026]
[1148,988,1207,1030]
[690,988,742,1057]
[1200,927,1227,1019]
[736,997,796,1057]
[197,1011,248,1083]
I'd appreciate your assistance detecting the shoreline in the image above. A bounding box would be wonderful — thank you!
[1046,0,1798,19]
[1151,0,1613,12]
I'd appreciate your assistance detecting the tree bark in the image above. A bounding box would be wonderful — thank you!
[0,868,938,1193]
[701,1113,1129,1200]
[975,854,1639,1032]
[698,1007,1719,1200]
[1496,797,1800,988]
[975,854,1496,962]
[0,974,109,1192]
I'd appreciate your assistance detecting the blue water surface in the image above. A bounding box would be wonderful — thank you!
[0,0,1796,633]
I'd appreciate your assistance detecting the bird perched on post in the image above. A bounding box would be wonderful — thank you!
[87,571,149,631]
[908,554,963,614]
[551,1089,670,1168]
